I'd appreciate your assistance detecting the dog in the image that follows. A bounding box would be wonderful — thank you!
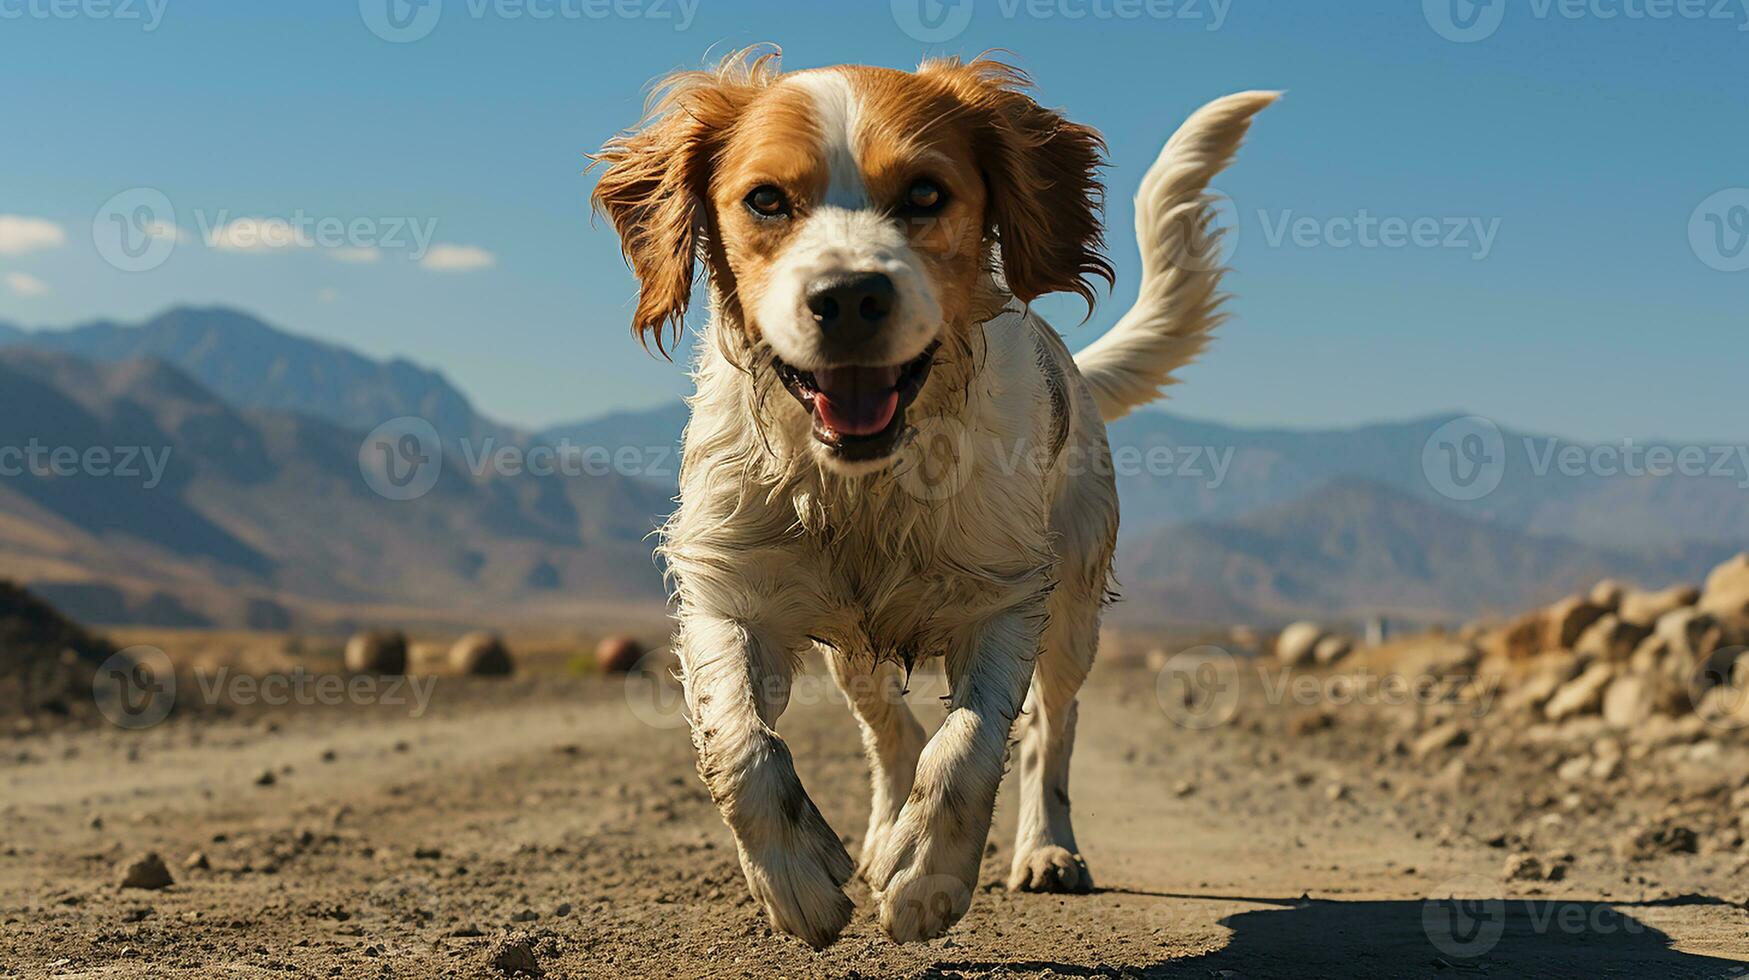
[591,48,1273,947]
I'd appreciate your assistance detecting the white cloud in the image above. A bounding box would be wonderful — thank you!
[420,243,496,272]
[0,215,67,256]
[4,271,50,297]
[329,246,381,263]
[207,216,310,252]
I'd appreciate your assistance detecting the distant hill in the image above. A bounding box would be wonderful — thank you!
[0,307,517,457]
[1116,479,1734,627]
[0,349,668,628]
[544,401,1749,555]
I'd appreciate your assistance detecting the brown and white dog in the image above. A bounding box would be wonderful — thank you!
[592,49,1273,947]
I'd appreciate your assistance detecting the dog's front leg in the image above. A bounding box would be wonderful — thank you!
[867,607,1040,942]
[678,612,855,948]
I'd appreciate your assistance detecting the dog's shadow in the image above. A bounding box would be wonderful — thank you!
[922,891,1749,980]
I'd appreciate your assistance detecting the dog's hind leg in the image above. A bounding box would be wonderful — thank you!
[825,650,927,880]
[1007,592,1098,893]
[677,613,855,949]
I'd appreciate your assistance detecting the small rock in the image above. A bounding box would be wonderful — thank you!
[487,932,543,977]
[184,851,209,870]
[254,769,276,787]
[119,853,173,890]
[1275,622,1327,667]
[1412,723,1469,762]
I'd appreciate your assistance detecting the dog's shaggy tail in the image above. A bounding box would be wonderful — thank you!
[1074,90,1279,423]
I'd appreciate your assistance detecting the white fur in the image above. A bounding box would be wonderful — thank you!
[665,91,1274,948]
[1073,90,1280,422]
[750,205,942,376]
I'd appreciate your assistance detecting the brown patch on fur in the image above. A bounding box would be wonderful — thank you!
[915,57,1113,312]
[589,47,783,355]
[594,52,1113,356]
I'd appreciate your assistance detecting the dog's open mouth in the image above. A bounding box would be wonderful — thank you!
[775,343,938,462]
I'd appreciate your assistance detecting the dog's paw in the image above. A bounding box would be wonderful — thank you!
[1007,845,1093,894]
[868,819,979,942]
[734,784,856,949]
[740,824,856,949]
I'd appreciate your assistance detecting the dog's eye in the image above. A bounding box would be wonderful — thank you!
[745,185,790,219]
[903,179,945,214]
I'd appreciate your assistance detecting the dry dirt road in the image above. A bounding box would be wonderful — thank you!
[4,662,1748,979]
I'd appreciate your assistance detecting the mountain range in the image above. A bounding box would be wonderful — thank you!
[0,307,1737,629]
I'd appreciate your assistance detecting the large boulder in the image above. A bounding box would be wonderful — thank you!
[1313,635,1353,666]
[1544,661,1617,721]
[1617,585,1700,628]
[1484,613,1545,661]
[1700,553,1749,622]
[1274,622,1327,667]
[1601,673,1682,729]
[1588,579,1628,612]
[344,629,407,675]
[449,631,514,676]
[1544,596,1608,650]
[1574,614,1651,662]
[594,634,647,674]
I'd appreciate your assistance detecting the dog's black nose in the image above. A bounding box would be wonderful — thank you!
[805,272,894,347]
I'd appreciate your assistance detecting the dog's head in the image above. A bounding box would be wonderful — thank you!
[592,50,1111,472]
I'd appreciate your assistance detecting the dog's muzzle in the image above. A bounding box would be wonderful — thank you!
[775,343,938,463]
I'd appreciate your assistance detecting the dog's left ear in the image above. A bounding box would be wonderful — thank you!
[928,57,1114,311]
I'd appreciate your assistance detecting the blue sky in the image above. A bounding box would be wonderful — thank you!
[0,0,1744,441]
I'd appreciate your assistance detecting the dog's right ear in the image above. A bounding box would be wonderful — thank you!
[591,50,778,356]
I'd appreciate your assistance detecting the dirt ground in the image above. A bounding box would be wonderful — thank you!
[4,641,1749,979]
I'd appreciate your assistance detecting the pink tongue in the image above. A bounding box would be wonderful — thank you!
[814,365,902,437]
